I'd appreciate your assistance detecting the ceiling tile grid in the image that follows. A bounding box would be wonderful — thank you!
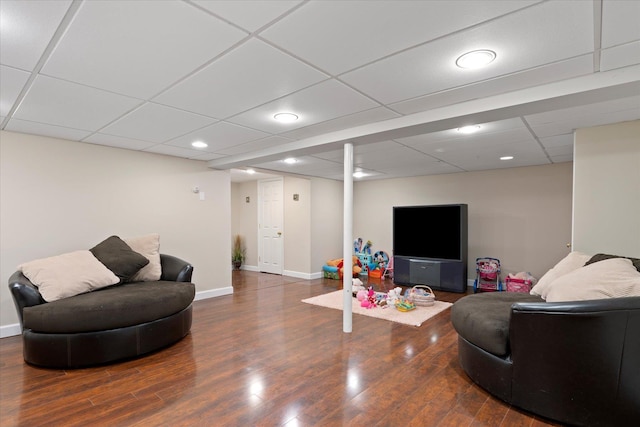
[0,0,638,182]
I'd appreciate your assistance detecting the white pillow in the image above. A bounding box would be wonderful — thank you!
[18,250,119,302]
[124,234,161,281]
[546,258,640,302]
[530,251,591,299]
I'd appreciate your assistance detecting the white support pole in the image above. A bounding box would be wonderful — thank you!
[343,143,354,333]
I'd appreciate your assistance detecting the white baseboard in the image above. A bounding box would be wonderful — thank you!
[1,323,21,338]
[194,286,233,301]
[240,264,258,272]
[284,270,327,280]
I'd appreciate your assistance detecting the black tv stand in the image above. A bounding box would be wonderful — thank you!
[393,256,466,293]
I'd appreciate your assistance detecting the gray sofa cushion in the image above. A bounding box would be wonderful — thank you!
[451,292,544,357]
[23,281,195,333]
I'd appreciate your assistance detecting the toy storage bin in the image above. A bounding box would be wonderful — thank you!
[356,253,373,274]
[505,277,532,293]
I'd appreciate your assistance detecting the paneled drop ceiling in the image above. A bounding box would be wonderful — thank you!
[1,0,639,181]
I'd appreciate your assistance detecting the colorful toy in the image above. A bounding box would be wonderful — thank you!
[360,286,377,309]
[362,240,373,255]
[325,256,362,278]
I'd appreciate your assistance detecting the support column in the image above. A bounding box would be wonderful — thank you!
[343,143,354,333]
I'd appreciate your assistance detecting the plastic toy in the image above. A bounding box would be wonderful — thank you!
[473,257,503,292]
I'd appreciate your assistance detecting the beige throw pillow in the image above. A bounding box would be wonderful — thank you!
[530,251,591,299]
[18,250,119,302]
[124,234,161,281]
[545,258,640,302]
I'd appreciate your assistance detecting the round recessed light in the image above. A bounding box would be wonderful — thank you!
[353,171,367,178]
[500,156,514,160]
[273,112,299,123]
[283,157,297,164]
[456,50,496,69]
[191,141,208,148]
[457,125,481,134]
[246,168,256,174]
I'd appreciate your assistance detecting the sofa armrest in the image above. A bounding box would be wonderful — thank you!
[8,271,46,329]
[160,254,193,282]
[508,296,640,424]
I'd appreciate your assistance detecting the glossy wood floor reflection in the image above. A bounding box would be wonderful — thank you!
[0,271,562,427]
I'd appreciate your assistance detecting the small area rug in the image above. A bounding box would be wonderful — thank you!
[302,290,452,327]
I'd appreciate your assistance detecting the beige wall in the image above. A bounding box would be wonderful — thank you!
[573,120,640,257]
[231,176,343,276]
[231,181,258,267]
[310,178,344,273]
[0,131,232,330]
[284,176,311,275]
[354,162,574,280]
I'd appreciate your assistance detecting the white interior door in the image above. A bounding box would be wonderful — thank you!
[258,178,284,274]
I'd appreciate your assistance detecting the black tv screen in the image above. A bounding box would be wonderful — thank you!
[393,204,467,260]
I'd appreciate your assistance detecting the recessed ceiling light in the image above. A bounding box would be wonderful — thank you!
[500,156,514,160]
[456,50,496,69]
[246,168,256,174]
[273,113,299,123]
[191,141,208,148]
[353,171,367,178]
[283,157,297,164]
[457,125,481,134]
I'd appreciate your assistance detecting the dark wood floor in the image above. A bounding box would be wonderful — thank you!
[0,271,562,426]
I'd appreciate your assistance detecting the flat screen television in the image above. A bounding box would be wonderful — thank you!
[393,204,468,261]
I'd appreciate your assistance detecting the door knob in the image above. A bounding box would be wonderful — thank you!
[277,232,282,236]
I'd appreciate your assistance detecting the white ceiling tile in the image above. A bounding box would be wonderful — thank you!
[601,0,640,48]
[539,134,573,149]
[192,1,302,32]
[190,152,226,161]
[341,1,593,104]
[83,133,157,151]
[0,0,71,71]
[101,103,216,143]
[12,75,141,131]
[143,144,210,160]
[369,162,464,178]
[227,80,378,133]
[216,135,293,156]
[154,39,327,118]
[390,55,593,115]
[396,118,529,147]
[0,65,30,116]
[166,121,269,152]
[261,0,538,75]
[252,156,343,175]
[41,0,246,99]
[601,41,640,72]
[4,118,91,141]
[280,107,401,140]
[545,145,573,157]
[431,141,547,165]
[525,97,640,137]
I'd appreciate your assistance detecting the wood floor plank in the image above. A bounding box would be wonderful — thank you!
[0,272,561,426]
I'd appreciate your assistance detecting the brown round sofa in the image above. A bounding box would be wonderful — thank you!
[8,254,194,368]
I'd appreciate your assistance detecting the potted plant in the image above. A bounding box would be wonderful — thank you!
[232,234,245,270]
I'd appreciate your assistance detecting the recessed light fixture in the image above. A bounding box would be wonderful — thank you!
[500,156,514,160]
[283,157,297,164]
[353,171,367,178]
[457,125,481,134]
[246,168,256,174]
[191,141,208,148]
[273,112,299,123]
[456,49,496,69]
